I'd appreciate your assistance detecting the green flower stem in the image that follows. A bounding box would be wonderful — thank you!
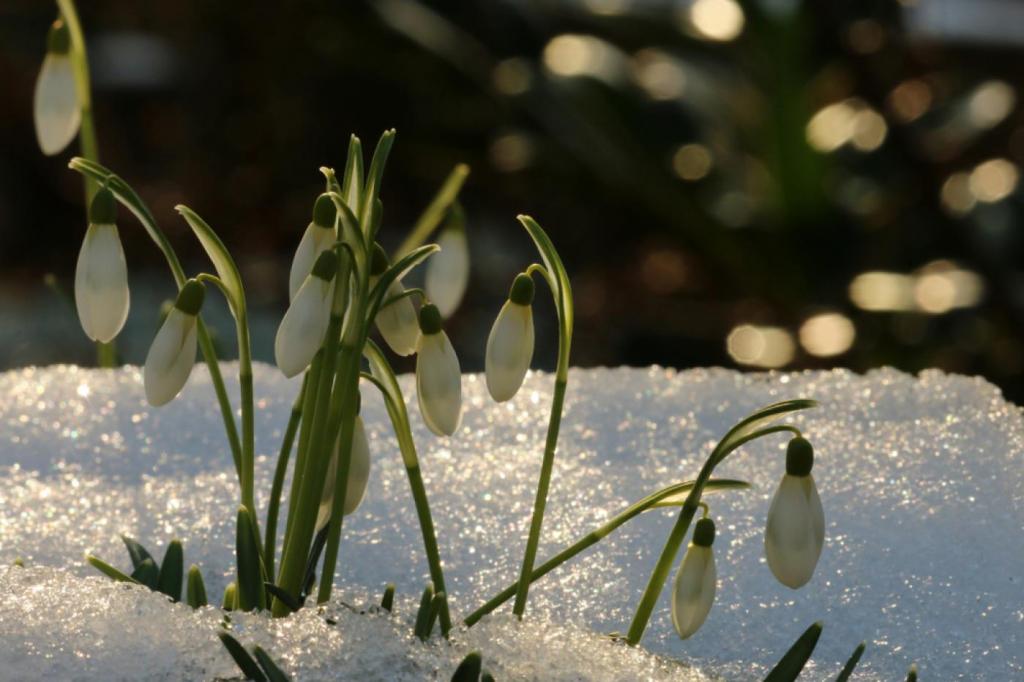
[624,422,805,645]
[405,463,453,633]
[55,0,115,367]
[393,163,470,258]
[464,478,749,627]
[263,376,306,582]
[67,159,244,480]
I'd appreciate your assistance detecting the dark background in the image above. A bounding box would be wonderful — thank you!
[4,0,1024,400]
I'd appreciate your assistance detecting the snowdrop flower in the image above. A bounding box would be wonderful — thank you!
[671,517,717,639]
[275,250,338,378]
[315,408,372,532]
[764,437,825,589]
[74,187,129,343]
[425,207,469,317]
[288,193,337,301]
[370,244,420,356]
[485,273,535,402]
[34,19,80,156]
[144,279,205,406]
[416,303,462,436]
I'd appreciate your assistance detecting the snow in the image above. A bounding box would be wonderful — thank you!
[0,363,1021,680]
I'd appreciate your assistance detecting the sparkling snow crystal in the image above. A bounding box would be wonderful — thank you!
[0,364,1021,679]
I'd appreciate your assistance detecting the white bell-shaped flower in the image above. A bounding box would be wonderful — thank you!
[275,250,338,378]
[425,211,469,318]
[288,194,337,300]
[765,437,825,589]
[34,21,80,156]
[315,411,372,532]
[370,244,420,356]
[74,187,129,343]
[144,279,204,406]
[671,517,717,639]
[415,303,462,436]
[486,273,535,402]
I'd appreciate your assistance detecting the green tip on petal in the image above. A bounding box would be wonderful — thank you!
[370,243,389,276]
[509,273,535,306]
[419,303,443,335]
[47,19,71,55]
[693,517,716,547]
[311,250,339,280]
[174,279,206,316]
[786,437,814,477]
[88,187,117,224]
[313,193,336,228]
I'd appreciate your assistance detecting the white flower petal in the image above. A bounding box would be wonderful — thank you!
[485,301,534,402]
[375,280,420,356]
[671,544,716,639]
[765,474,825,589]
[288,223,335,301]
[74,223,130,343]
[316,415,372,531]
[416,331,462,436]
[425,229,469,318]
[34,54,80,156]
[275,276,333,378]
[143,309,198,406]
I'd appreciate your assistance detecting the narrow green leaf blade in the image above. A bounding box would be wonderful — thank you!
[175,205,246,318]
[649,479,751,508]
[835,642,866,682]
[186,564,208,608]
[717,399,818,458]
[121,535,155,571]
[906,664,918,682]
[217,632,267,682]
[360,129,396,230]
[222,582,238,611]
[235,506,267,612]
[265,583,302,613]
[86,554,135,583]
[381,583,396,612]
[131,557,160,590]
[413,582,435,641]
[764,621,823,682]
[517,215,574,368]
[157,539,184,602]
[341,134,364,212]
[451,651,483,682]
[253,646,291,682]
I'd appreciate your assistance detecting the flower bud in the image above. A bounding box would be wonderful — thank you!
[671,517,717,639]
[370,244,420,356]
[485,274,535,402]
[288,194,337,300]
[424,207,469,318]
[74,188,130,343]
[34,19,80,156]
[315,412,372,532]
[144,280,204,406]
[275,251,336,378]
[415,304,462,436]
[764,437,824,589]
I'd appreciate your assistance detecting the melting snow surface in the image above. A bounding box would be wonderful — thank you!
[0,364,1021,680]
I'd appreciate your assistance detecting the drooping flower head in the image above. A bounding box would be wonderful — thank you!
[144,279,205,406]
[415,303,462,436]
[485,273,535,402]
[34,18,80,156]
[288,193,337,301]
[370,243,420,356]
[75,187,129,343]
[671,516,717,639]
[764,436,825,589]
[275,250,338,378]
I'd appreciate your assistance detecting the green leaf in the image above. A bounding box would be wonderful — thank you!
[175,205,246,320]
[715,400,818,462]
[481,671,495,682]
[131,557,160,590]
[186,564,208,608]
[235,506,266,612]
[327,192,366,258]
[362,342,418,467]
[451,651,483,682]
[121,535,155,571]
[380,583,396,612]
[360,129,396,231]
[253,646,291,682]
[157,539,184,602]
[264,583,303,613]
[413,582,435,641]
[836,642,866,682]
[649,479,750,508]
[320,166,341,196]
[86,554,135,583]
[764,621,823,682]
[395,163,471,258]
[217,632,267,682]
[341,135,364,213]
[517,216,573,377]
[222,582,238,611]
[906,664,918,682]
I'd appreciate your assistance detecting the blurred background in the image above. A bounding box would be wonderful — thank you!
[3,0,1024,400]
